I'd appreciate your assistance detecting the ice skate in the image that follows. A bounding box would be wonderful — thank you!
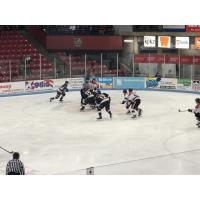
[97,113,102,119]
[131,115,137,119]
[196,121,200,128]
[50,98,53,102]
[80,106,85,111]
[138,109,142,117]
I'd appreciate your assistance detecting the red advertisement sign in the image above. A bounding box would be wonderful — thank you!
[134,54,200,64]
[194,56,200,64]
[180,56,193,64]
[134,54,149,63]
[165,55,179,64]
[186,25,200,32]
[149,54,164,63]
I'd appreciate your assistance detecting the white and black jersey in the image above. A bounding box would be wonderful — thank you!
[127,93,141,110]
[126,92,142,118]
[57,84,68,94]
[50,82,68,102]
[6,159,25,175]
[80,89,97,110]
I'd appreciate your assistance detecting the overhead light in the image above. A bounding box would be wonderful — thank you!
[124,39,133,43]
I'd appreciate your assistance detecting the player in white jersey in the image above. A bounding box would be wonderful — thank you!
[126,88,142,118]
[188,98,200,127]
[89,78,99,90]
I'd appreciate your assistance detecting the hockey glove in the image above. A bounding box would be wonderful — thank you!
[188,109,193,112]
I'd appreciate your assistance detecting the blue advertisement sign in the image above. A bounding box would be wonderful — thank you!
[89,77,113,89]
[113,77,145,89]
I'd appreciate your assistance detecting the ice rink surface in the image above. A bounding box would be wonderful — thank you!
[0,90,200,175]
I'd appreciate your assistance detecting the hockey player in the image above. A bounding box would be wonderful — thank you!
[80,89,98,111]
[90,78,99,90]
[188,98,200,127]
[121,89,128,104]
[96,91,112,119]
[80,79,90,104]
[126,88,142,118]
[50,81,69,102]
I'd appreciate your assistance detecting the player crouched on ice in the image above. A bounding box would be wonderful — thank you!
[96,91,112,119]
[121,89,128,104]
[50,81,69,102]
[126,88,142,119]
[80,89,98,111]
[188,98,200,128]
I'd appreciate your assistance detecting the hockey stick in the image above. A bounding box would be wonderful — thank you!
[178,109,188,112]
[0,146,14,154]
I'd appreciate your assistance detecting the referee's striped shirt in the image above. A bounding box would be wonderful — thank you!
[6,159,25,175]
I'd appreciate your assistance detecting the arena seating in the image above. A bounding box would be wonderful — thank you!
[57,52,125,77]
[0,31,53,82]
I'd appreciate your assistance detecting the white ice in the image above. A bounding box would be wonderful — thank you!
[0,90,200,175]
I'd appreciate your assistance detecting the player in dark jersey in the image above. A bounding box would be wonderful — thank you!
[121,89,128,104]
[80,79,90,104]
[96,91,112,119]
[80,89,98,111]
[50,81,69,102]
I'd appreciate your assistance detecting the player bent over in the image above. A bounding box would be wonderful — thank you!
[126,88,142,119]
[188,98,200,128]
[50,81,69,102]
[96,91,112,119]
[121,89,128,104]
[80,89,97,111]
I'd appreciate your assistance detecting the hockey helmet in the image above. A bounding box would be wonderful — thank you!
[195,98,200,103]
[97,90,101,94]
[65,81,69,84]
[128,88,133,93]
[123,89,127,94]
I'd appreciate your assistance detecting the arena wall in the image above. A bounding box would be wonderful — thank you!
[0,77,200,97]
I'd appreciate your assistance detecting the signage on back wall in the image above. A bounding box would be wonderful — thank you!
[144,36,156,47]
[195,37,200,49]
[158,36,171,48]
[89,77,113,89]
[192,80,200,91]
[175,37,189,49]
[0,81,25,94]
[113,77,145,89]
[25,80,54,91]
[145,77,177,89]
[177,79,191,90]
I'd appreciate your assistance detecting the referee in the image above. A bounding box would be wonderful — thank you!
[6,152,25,175]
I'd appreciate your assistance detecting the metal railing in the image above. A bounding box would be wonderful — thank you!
[1,53,200,83]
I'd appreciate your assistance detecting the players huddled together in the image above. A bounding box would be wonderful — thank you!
[49,78,144,120]
[49,78,200,128]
